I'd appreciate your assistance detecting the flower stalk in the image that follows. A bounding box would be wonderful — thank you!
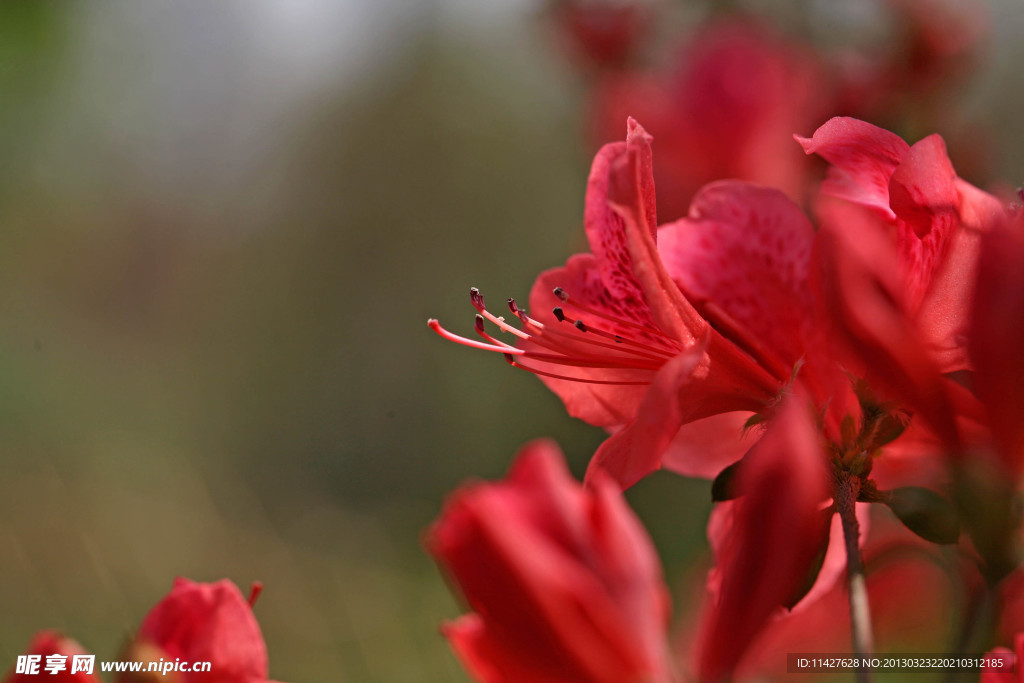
[837,472,874,683]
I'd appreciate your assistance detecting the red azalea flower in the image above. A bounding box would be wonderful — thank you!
[425,439,673,683]
[122,578,281,683]
[798,116,1005,446]
[798,116,1003,372]
[431,119,824,489]
[4,631,101,683]
[432,116,984,493]
[802,117,1024,587]
[430,115,991,674]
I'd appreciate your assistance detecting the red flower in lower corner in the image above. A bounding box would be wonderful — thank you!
[5,578,285,683]
[426,439,673,683]
[122,578,281,683]
[5,632,101,683]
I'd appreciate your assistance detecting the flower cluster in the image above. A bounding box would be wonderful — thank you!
[427,7,1024,672]
[4,578,286,683]
[565,0,990,219]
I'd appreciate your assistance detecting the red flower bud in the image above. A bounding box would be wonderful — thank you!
[124,578,282,683]
[4,631,100,683]
[426,439,672,683]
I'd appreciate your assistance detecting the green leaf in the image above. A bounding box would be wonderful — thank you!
[884,487,961,544]
[711,460,743,502]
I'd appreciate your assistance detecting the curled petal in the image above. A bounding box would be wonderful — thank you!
[585,118,659,301]
[605,121,707,343]
[796,117,910,220]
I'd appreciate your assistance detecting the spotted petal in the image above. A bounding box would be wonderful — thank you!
[657,181,817,375]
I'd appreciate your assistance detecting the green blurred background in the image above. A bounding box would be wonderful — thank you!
[1,2,1023,681]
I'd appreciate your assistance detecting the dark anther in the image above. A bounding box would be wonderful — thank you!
[553,307,566,322]
[470,288,485,312]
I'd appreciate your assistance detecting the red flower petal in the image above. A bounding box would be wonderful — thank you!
[522,256,660,427]
[971,215,1024,476]
[734,525,959,680]
[813,200,960,448]
[796,117,910,220]
[914,220,981,372]
[695,395,830,682]
[585,118,658,300]
[657,181,817,373]
[4,632,101,683]
[887,134,960,308]
[979,647,1016,683]
[914,177,1004,372]
[660,412,755,479]
[584,330,777,489]
[443,614,571,683]
[136,578,269,683]
[604,120,707,343]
